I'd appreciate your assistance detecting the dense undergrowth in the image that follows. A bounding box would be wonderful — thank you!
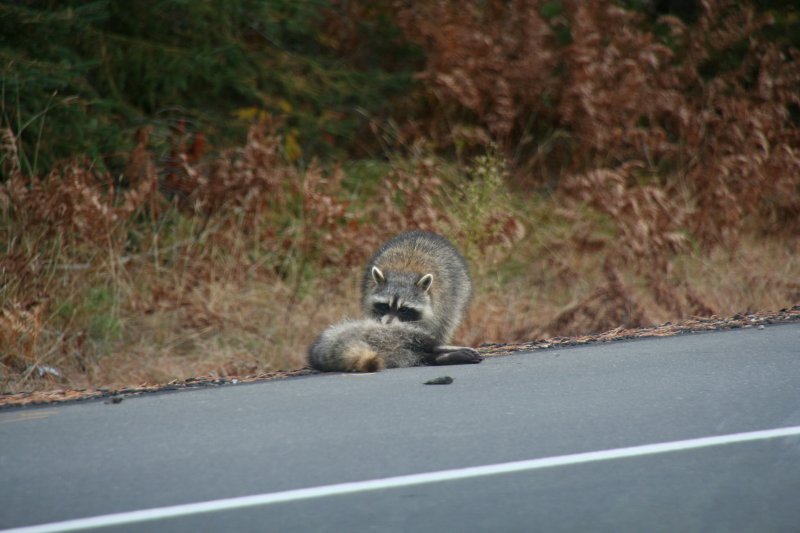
[2,0,799,392]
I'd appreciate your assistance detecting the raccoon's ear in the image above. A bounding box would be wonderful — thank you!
[416,273,433,293]
[371,266,386,285]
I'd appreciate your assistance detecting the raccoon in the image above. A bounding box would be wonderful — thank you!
[308,231,481,372]
[307,319,482,372]
[361,230,471,343]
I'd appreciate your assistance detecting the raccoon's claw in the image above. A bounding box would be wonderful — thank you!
[433,348,483,365]
[453,348,483,364]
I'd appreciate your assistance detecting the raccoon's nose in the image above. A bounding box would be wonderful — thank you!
[380,315,396,325]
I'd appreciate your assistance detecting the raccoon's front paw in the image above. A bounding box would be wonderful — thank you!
[434,348,483,365]
[454,348,483,364]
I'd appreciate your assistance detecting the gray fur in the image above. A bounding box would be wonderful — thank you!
[308,319,439,371]
[308,231,480,372]
[361,231,472,344]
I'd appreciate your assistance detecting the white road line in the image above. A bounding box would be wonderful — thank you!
[6,425,800,533]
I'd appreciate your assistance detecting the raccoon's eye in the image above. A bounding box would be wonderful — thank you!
[396,307,421,322]
[373,303,390,315]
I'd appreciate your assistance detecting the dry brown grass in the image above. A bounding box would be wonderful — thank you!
[1,132,798,393]
[396,0,800,236]
[0,126,523,392]
[462,233,800,344]
[2,0,799,393]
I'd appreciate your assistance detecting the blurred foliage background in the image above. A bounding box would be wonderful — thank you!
[2,0,798,175]
[0,0,421,174]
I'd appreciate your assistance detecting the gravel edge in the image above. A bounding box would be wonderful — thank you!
[3,306,798,409]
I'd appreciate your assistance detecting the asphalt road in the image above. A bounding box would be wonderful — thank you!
[1,324,799,532]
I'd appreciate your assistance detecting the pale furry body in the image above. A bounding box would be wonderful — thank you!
[308,231,481,372]
[307,319,481,372]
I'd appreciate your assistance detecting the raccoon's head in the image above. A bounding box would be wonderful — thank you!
[366,266,433,325]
